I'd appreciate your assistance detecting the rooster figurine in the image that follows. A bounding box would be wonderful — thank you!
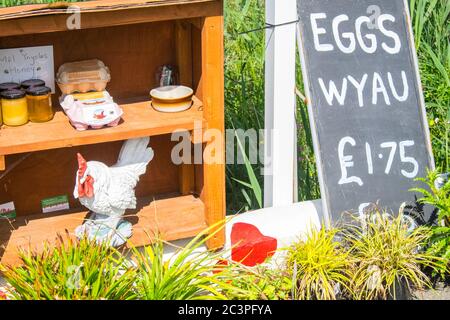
[74,137,154,246]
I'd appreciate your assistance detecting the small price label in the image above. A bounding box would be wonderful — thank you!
[0,201,16,219]
[41,195,70,214]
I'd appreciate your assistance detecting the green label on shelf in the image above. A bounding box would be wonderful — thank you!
[41,195,70,214]
[0,201,16,219]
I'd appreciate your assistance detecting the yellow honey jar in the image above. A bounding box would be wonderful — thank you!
[0,82,21,126]
[1,89,28,126]
[26,86,54,123]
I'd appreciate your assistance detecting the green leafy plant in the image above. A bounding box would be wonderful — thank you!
[412,169,450,278]
[413,170,450,223]
[284,227,353,300]
[344,212,440,300]
[130,228,231,300]
[217,263,293,300]
[0,234,136,300]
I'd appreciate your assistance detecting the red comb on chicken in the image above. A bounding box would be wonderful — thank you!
[77,153,94,198]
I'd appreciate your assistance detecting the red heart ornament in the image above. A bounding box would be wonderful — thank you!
[231,222,277,266]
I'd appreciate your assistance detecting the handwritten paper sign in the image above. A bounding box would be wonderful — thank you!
[0,45,54,92]
[296,0,434,224]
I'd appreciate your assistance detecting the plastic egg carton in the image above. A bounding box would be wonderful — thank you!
[56,59,111,94]
[60,91,123,131]
[57,81,108,94]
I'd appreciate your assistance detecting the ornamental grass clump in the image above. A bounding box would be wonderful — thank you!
[344,212,440,300]
[0,234,136,300]
[130,228,232,300]
[285,227,354,300]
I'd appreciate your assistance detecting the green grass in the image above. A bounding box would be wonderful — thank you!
[410,0,450,172]
[224,0,321,214]
[0,0,88,7]
[224,0,266,213]
[225,0,449,213]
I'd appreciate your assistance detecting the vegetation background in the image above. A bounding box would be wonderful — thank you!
[225,0,449,214]
[0,0,448,214]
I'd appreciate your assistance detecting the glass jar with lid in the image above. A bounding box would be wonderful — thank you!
[26,86,54,123]
[1,89,28,126]
[0,82,21,126]
[0,82,20,92]
[21,79,45,91]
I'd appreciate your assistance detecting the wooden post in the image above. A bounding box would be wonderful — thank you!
[201,15,226,249]
[264,0,297,207]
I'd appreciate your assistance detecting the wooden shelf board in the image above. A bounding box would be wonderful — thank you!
[0,96,204,156]
[0,0,222,37]
[0,0,216,18]
[0,193,206,266]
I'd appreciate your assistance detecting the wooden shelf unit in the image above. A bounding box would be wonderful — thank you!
[0,0,225,265]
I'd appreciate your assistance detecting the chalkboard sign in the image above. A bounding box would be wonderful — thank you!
[296,0,434,224]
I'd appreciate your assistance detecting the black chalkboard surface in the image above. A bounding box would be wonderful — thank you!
[296,0,434,224]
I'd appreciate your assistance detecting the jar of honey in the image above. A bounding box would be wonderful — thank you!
[1,89,28,126]
[26,86,54,123]
[21,79,45,90]
[0,82,21,126]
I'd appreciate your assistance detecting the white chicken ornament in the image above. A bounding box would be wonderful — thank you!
[74,137,154,247]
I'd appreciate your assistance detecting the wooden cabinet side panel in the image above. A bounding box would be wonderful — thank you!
[201,15,225,249]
